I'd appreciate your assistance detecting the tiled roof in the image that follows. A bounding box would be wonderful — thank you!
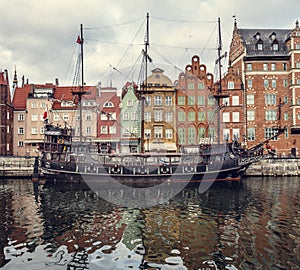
[12,84,31,110]
[239,28,291,57]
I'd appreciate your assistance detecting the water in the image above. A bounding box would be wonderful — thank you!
[0,177,299,270]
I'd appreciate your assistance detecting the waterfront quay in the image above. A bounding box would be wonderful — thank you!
[0,156,35,177]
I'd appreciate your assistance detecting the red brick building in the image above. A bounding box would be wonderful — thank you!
[0,70,13,155]
[227,19,300,156]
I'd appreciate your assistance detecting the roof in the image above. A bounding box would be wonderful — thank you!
[239,28,291,57]
[12,84,31,110]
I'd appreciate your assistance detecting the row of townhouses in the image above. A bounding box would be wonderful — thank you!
[0,19,300,157]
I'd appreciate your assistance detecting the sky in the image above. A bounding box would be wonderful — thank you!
[0,0,299,90]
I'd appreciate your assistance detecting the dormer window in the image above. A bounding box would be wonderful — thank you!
[257,40,263,51]
[272,41,279,51]
[254,32,261,40]
[270,32,276,40]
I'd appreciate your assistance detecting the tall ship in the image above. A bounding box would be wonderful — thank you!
[38,16,285,187]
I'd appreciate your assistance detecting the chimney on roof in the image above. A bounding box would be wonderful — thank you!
[55,78,59,86]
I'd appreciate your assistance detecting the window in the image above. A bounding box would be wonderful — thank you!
[127,100,133,107]
[154,96,162,106]
[265,110,277,120]
[283,79,288,87]
[223,112,230,122]
[103,101,113,107]
[271,63,276,70]
[198,111,205,121]
[247,79,252,88]
[109,126,116,134]
[263,63,268,70]
[31,101,38,108]
[208,96,215,105]
[165,112,172,122]
[228,81,234,89]
[86,127,92,134]
[247,94,254,105]
[122,112,129,121]
[257,42,263,51]
[188,127,196,144]
[232,96,239,106]
[208,127,215,139]
[188,82,194,90]
[165,96,172,106]
[131,112,137,120]
[296,44,300,49]
[40,102,46,108]
[198,96,205,105]
[100,126,108,134]
[265,127,278,140]
[178,128,185,144]
[178,111,185,122]
[223,97,229,106]
[18,114,24,121]
[154,126,163,139]
[145,96,151,106]
[31,127,38,134]
[263,79,269,88]
[198,82,204,89]
[198,127,206,138]
[247,110,255,121]
[232,112,239,122]
[188,96,195,105]
[18,127,24,134]
[223,129,230,141]
[52,113,59,121]
[144,112,151,122]
[165,129,173,139]
[271,79,277,88]
[40,127,44,134]
[208,111,214,121]
[188,111,195,121]
[283,63,287,70]
[272,43,278,51]
[178,96,185,105]
[233,129,240,140]
[154,111,163,122]
[63,113,69,121]
[144,129,151,138]
[18,141,24,147]
[265,94,276,105]
[296,62,300,68]
[86,114,92,120]
[284,112,289,121]
[247,63,252,71]
[247,128,256,141]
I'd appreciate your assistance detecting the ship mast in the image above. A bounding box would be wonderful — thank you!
[214,17,228,144]
[72,24,89,142]
[140,12,150,153]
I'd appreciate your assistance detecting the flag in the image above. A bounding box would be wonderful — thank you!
[43,107,48,123]
[76,36,82,44]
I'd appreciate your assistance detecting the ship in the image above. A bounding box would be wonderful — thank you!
[38,16,285,187]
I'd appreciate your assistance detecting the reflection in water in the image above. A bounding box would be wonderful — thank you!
[0,177,299,269]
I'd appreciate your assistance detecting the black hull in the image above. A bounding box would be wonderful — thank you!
[40,164,243,188]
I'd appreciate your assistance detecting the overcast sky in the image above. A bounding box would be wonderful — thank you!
[0,0,299,90]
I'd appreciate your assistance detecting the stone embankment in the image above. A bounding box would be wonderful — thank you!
[246,157,300,176]
[0,156,35,177]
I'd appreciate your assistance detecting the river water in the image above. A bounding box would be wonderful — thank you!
[0,177,299,270]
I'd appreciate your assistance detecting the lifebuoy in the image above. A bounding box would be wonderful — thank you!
[58,138,65,144]
[160,165,170,174]
[184,166,194,173]
[111,164,121,174]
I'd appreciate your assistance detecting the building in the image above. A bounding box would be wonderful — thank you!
[0,70,13,155]
[95,84,121,153]
[12,81,97,156]
[120,83,141,153]
[143,68,177,152]
[228,19,300,156]
[175,56,215,148]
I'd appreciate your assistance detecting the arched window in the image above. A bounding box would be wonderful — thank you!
[104,101,114,107]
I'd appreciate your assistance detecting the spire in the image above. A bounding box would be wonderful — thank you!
[13,66,18,88]
[233,15,237,31]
